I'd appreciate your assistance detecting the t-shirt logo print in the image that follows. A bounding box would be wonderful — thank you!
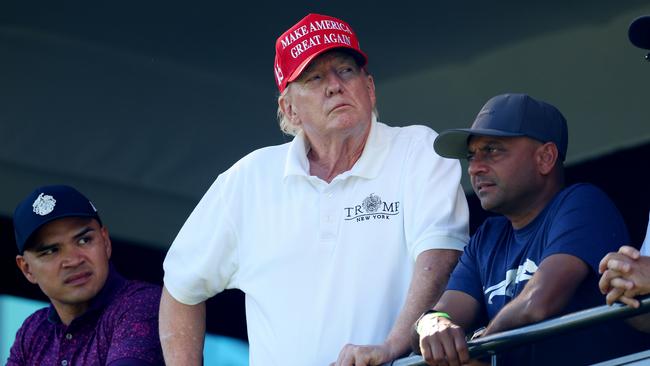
[32,193,56,216]
[361,193,382,213]
[344,193,400,222]
[484,258,538,304]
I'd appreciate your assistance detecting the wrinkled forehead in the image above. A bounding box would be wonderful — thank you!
[301,49,362,74]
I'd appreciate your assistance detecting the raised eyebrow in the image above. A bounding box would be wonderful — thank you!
[73,227,95,240]
[30,226,95,251]
[296,69,319,82]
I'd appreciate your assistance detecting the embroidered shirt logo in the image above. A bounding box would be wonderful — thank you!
[344,193,400,222]
[361,193,382,213]
[484,258,538,304]
[32,193,56,216]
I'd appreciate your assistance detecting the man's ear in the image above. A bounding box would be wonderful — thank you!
[278,91,301,127]
[366,74,376,107]
[536,142,559,175]
[16,255,38,284]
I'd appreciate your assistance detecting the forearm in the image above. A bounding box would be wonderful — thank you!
[385,249,461,357]
[159,287,206,366]
[484,254,588,336]
[483,296,541,335]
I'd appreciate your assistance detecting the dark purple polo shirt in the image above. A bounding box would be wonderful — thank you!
[7,267,164,366]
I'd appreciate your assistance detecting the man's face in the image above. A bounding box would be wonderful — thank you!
[279,50,376,139]
[16,217,111,314]
[467,135,543,215]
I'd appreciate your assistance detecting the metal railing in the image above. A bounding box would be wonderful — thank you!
[386,296,650,366]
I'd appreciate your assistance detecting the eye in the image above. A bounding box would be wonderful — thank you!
[338,66,357,78]
[38,247,58,257]
[305,73,321,83]
[78,236,92,245]
[466,152,475,162]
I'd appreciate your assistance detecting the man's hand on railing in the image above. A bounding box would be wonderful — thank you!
[415,313,469,366]
[330,343,395,366]
[599,245,650,307]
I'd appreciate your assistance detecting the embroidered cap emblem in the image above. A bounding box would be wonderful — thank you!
[361,193,382,213]
[32,193,56,216]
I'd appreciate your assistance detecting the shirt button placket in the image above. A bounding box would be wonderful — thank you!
[319,188,339,241]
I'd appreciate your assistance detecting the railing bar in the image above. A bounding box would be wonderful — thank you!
[386,296,650,366]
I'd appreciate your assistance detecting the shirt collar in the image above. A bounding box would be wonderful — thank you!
[283,116,390,181]
[47,264,126,325]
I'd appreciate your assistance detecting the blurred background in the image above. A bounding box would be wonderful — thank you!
[1,1,649,363]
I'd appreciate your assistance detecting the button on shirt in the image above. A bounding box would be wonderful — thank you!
[7,267,164,366]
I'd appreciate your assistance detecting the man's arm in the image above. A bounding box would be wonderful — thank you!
[159,286,206,366]
[482,253,589,336]
[332,249,461,366]
[413,290,481,366]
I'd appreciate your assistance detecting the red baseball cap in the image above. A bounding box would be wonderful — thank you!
[274,13,368,92]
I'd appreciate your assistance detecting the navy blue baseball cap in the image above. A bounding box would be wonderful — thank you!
[13,185,101,253]
[629,15,650,50]
[434,93,568,161]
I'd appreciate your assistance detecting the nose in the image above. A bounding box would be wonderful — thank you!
[61,245,85,268]
[325,71,342,97]
[467,158,489,177]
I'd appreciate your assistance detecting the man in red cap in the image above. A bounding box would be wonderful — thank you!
[159,13,469,366]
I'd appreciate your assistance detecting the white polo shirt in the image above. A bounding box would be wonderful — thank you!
[163,120,469,366]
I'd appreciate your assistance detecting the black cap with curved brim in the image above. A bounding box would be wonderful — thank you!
[434,93,568,161]
[629,15,650,50]
[13,185,102,254]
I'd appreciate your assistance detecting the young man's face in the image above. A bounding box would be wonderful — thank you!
[16,217,111,316]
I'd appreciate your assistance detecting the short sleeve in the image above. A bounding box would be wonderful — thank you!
[542,184,630,272]
[446,234,485,304]
[106,285,164,366]
[163,170,241,305]
[402,126,470,260]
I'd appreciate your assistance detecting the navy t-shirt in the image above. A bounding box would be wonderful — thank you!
[448,183,649,365]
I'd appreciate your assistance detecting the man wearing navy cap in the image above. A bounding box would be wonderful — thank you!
[412,94,648,365]
[7,185,164,366]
